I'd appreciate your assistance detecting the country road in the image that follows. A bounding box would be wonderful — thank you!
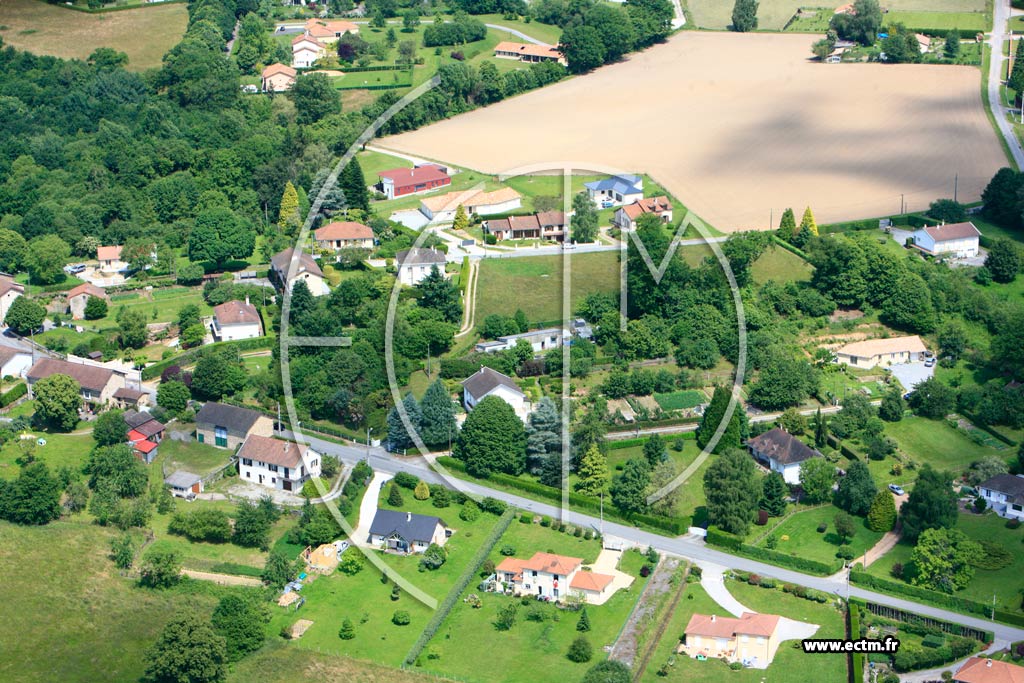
[988,0,1024,169]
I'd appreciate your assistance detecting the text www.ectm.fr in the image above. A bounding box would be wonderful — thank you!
[802,638,901,654]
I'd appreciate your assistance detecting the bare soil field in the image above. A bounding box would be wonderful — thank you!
[379,32,1006,231]
[0,0,187,71]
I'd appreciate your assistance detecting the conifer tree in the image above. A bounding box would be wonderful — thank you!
[577,607,591,632]
[575,444,609,496]
[388,482,404,507]
[278,181,302,233]
[867,489,897,532]
[777,207,796,242]
[419,379,457,448]
[453,204,469,232]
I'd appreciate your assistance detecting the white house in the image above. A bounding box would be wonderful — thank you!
[612,196,673,231]
[165,471,203,499]
[97,245,127,273]
[211,299,263,341]
[461,366,528,421]
[912,222,981,258]
[395,247,447,286]
[747,428,823,485]
[475,327,569,354]
[954,657,1024,683]
[291,34,327,68]
[315,221,375,251]
[419,187,522,222]
[0,275,25,323]
[495,552,618,605]
[682,612,785,669]
[493,41,566,66]
[367,509,451,553]
[834,335,928,369]
[304,18,359,42]
[271,247,330,296]
[584,174,644,207]
[236,434,321,493]
[978,474,1024,521]
[0,344,32,379]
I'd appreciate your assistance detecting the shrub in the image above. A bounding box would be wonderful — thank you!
[338,618,355,639]
[500,544,517,556]
[1007,518,1021,529]
[891,563,904,579]
[567,636,593,663]
[392,610,411,626]
[817,523,828,533]
[391,584,401,601]
[419,543,447,571]
[765,535,778,549]
[393,471,419,489]
[460,500,481,522]
[430,485,451,508]
[756,509,769,525]
[640,565,652,577]
[520,513,532,524]
[574,526,583,537]
[494,602,517,631]
[971,541,1013,570]
[541,515,552,527]
[339,553,364,575]
[479,497,507,515]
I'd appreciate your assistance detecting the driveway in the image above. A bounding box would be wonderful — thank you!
[586,548,635,605]
[350,471,389,547]
[223,480,304,506]
[889,361,934,392]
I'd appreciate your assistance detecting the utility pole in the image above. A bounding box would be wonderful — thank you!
[366,427,373,459]
[277,401,281,433]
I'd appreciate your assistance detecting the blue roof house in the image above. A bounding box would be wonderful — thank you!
[584,174,644,207]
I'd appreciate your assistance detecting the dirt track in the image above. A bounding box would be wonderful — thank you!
[381,32,1007,231]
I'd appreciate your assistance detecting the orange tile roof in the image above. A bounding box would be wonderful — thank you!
[521,552,582,575]
[494,41,562,60]
[569,571,615,592]
[315,221,373,241]
[622,196,672,221]
[237,434,305,468]
[262,63,296,79]
[921,221,981,242]
[685,612,780,639]
[97,245,122,261]
[421,188,522,213]
[68,283,107,300]
[956,657,1024,683]
[292,34,325,48]
[495,557,527,579]
[305,18,358,36]
[133,439,157,454]
[213,300,261,326]
[836,335,927,359]
[0,275,23,297]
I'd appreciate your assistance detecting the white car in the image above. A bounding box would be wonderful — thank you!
[888,484,905,496]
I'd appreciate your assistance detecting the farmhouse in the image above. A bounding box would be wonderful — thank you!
[26,358,125,407]
[747,427,823,485]
[0,344,32,379]
[97,245,126,273]
[0,275,24,323]
[494,552,618,604]
[419,187,522,222]
[612,196,673,231]
[304,18,358,42]
[475,327,569,354]
[271,247,330,296]
[66,283,108,320]
[291,34,327,68]
[395,247,447,286]
[315,221,375,251]
[368,509,451,553]
[585,174,644,207]
[261,63,296,92]
[211,299,263,342]
[486,211,566,242]
[834,335,928,369]
[462,366,527,420]
[977,474,1024,522]
[195,401,274,450]
[912,222,981,258]
[681,612,784,669]
[113,387,149,410]
[493,41,566,65]
[377,164,451,200]
[954,657,1024,683]
[165,471,203,499]
[915,34,932,53]
[236,434,321,492]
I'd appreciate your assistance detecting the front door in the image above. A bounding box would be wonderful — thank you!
[282,480,292,492]
[258,474,264,484]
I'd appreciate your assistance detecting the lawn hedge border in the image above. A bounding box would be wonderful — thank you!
[706,526,843,575]
[140,336,274,379]
[0,382,28,408]
[403,507,516,667]
[849,603,864,683]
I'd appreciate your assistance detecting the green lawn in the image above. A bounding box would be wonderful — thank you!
[750,244,813,285]
[157,432,231,477]
[654,390,707,411]
[473,14,564,45]
[0,430,94,480]
[358,149,413,188]
[757,505,885,565]
[882,10,990,32]
[968,215,1024,246]
[228,640,437,683]
[884,416,1009,475]
[685,0,804,30]
[475,251,620,324]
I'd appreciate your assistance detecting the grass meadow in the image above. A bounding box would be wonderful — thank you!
[755,504,885,565]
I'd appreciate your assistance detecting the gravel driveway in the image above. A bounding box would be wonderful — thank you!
[889,361,934,392]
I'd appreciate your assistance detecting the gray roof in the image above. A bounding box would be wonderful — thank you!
[271,247,323,279]
[369,509,447,544]
[396,247,446,267]
[748,428,821,466]
[980,474,1024,502]
[195,402,266,432]
[164,471,202,489]
[0,344,28,368]
[26,358,114,393]
[584,174,642,195]
[461,366,525,401]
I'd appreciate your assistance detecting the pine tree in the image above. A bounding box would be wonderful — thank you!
[777,207,796,242]
[386,393,422,451]
[575,444,609,496]
[387,483,404,507]
[867,489,897,532]
[1011,37,1024,97]
[339,618,356,640]
[577,607,591,632]
[796,206,818,245]
[419,379,457,448]
[696,386,747,454]
[414,480,430,500]
[278,181,302,233]
[760,472,788,517]
[813,408,828,448]
[453,204,469,232]
[338,157,369,211]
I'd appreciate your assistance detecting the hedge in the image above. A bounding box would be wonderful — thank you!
[403,508,515,666]
[141,336,274,379]
[0,382,28,408]
[849,570,1024,627]
[960,412,1018,447]
[705,526,842,575]
[849,604,864,683]
[606,415,701,434]
[458,256,471,294]
[770,236,808,260]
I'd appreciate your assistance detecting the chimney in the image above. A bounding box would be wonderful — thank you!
[711,615,716,622]
[406,512,412,522]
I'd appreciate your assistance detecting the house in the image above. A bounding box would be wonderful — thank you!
[97,245,126,273]
[304,17,358,42]
[377,164,451,200]
[612,196,673,231]
[475,327,569,354]
[211,299,264,341]
[486,211,567,242]
[128,429,159,463]
[236,434,321,492]
[747,427,823,485]
[315,221,375,251]
[368,509,451,553]
[825,47,845,63]
[834,335,928,369]
[915,33,932,53]
[0,275,25,323]
[584,174,644,207]
[833,3,855,14]
[195,401,275,450]
[461,366,527,420]
[395,247,447,286]
[0,344,33,379]
[977,474,1024,521]
[261,63,297,92]
[291,34,327,68]
[494,552,618,604]
[270,247,330,296]
[912,222,981,258]
[113,387,149,410]
[681,612,784,669]
[954,657,1024,683]
[66,283,108,320]
[124,409,165,443]
[418,187,522,222]
[165,471,203,499]
[26,358,124,406]
[493,41,566,65]
[537,211,567,241]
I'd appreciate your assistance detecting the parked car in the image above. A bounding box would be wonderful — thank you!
[924,357,936,368]
[888,484,905,496]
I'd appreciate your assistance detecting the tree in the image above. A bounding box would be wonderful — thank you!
[813,408,828,448]
[110,533,135,569]
[908,377,955,419]
[139,547,181,589]
[4,296,45,335]
[582,660,632,683]
[696,386,747,453]
[900,465,957,541]
[928,198,965,223]
[1012,38,1024,97]
[646,460,682,516]
[985,239,1021,283]
[831,0,882,46]
[799,457,835,504]
[418,266,462,323]
[157,380,190,416]
[419,542,447,571]
[0,462,61,525]
[403,9,420,30]
[388,482,405,507]
[834,460,877,516]
[797,206,818,243]
[703,449,760,536]
[567,636,593,663]
[232,500,273,549]
[943,29,961,59]
[387,393,422,451]
[24,234,71,284]
[560,25,606,74]
[966,456,1008,486]
[867,490,897,532]
[0,228,27,272]
[642,434,668,467]
[261,550,295,589]
[777,208,796,241]
[610,457,651,514]
[881,271,935,334]
[938,322,967,363]
[116,307,148,349]
[33,374,81,431]
[453,204,469,232]
[777,408,807,435]
[577,607,591,632]
[454,395,527,477]
[571,191,599,243]
[420,379,457,448]
[278,181,302,233]
[731,0,758,32]
[339,618,356,639]
[143,611,227,683]
[575,444,609,496]
[760,472,788,517]
[189,207,255,268]
[83,296,108,320]
[211,595,266,662]
[339,157,370,211]
[834,511,856,545]
[748,353,818,410]
[585,4,635,62]
[879,386,906,422]
[191,351,246,400]
[290,73,341,125]
[812,37,835,61]
[910,528,980,593]
[93,409,127,447]
[881,23,922,64]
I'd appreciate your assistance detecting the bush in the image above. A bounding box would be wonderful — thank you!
[167,509,232,543]
[419,543,447,571]
[392,610,411,626]
[567,636,593,663]
[640,565,652,577]
[757,509,769,525]
[459,500,480,522]
[393,471,419,489]
[479,497,507,515]
[817,523,828,533]
[500,544,517,556]
[519,513,532,524]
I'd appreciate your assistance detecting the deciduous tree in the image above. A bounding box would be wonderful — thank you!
[703,448,760,535]
[900,465,957,541]
[33,374,81,431]
[610,457,651,513]
[910,527,980,593]
[575,444,609,496]
[799,457,835,504]
[731,0,758,32]
[835,460,877,516]
[454,395,527,477]
[143,610,226,683]
[4,296,45,335]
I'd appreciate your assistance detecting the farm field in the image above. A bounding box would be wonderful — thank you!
[474,251,620,324]
[380,32,1006,231]
[0,0,188,70]
[228,641,438,683]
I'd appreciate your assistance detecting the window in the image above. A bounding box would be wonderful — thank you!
[197,433,204,443]
[532,570,538,577]
[242,458,252,467]
[245,472,250,478]
[268,464,278,473]
[214,426,227,448]
[283,467,290,478]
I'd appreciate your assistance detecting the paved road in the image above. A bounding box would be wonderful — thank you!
[989,0,1024,169]
[283,428,1024,644]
